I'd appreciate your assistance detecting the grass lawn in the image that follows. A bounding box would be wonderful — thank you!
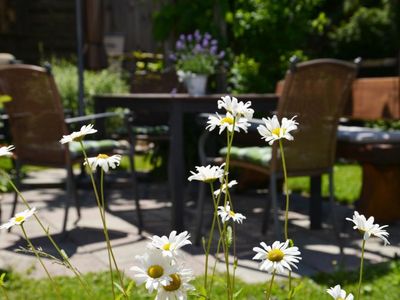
[287,163,362,204]
[2,260,399,299]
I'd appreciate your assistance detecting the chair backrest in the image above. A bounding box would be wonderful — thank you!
[0,64,69,166]
[271,58,357,176]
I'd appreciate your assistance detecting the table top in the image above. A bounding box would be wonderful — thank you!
[94,93,278,101]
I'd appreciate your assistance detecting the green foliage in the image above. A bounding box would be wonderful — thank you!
[287,164,362,204]
[228,54,260,93]
[177,54,217,75]
[329,2,396,58]
[3,260,400,299]
[154,0,399,92]
[50,58,129,114]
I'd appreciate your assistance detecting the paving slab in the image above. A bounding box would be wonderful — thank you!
[0,168,399,284]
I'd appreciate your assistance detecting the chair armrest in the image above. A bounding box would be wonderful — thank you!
[65,111,128,124]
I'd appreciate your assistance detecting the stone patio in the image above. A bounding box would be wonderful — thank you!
[0,168,399,283]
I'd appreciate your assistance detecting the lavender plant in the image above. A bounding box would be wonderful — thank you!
[170,30,225,77]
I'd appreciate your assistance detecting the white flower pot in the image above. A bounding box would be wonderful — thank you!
[184,74,208,96]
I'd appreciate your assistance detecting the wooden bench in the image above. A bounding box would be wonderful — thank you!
[338,76,400,222]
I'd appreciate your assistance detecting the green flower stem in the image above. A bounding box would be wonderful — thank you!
[222,221,232,300]
[7,178,91,295]
[79,142,127,299]
[209,231,224,294]
[1,285,10,300]
[101,169,116,300]
[20,224,61,300]
[279,140,289,241]
[357,239,366,300]
[266,270,276,300]
[278,139,294,296]
[203,183,218,291]
[222,129,236,300]
[225,189,237,293]
[232,221,237,292]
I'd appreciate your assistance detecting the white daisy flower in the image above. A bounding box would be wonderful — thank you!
[214,180,238,196]
[0,207,36,229]
[346,211,390,245]
[0,145,14,157]
[252,240,301,274]
[218,95,254,119]
[188,164,225,183]
[217,201,246,224]
[84,154,121,173]
[60,124,97,144]
[206,112,250,134]
[257,115,298,145]
[130,249,176,293]
[150,231,192,258]
[155,266,195,300]
[327,284,354,300]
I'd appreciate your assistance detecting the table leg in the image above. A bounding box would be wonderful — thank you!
[169,102,185,231]
[310,175,322,229]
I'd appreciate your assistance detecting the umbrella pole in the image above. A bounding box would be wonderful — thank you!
[76,0,85,116]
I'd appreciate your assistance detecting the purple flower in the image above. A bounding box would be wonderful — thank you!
[202,38,209,47]
[204,32,211,40]
[176,40,184,50]
[187,34,193,42]
[194,30,201,41]
[179,34,185,41]
[211,39,218,46]
[210,46,217,55]
[218,51,225,59]
[169,53,177,61]
[194,44,202,53]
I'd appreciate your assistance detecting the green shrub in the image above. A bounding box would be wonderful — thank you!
[50,58,129,114]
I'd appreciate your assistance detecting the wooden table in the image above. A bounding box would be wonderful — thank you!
[94,93,279,231]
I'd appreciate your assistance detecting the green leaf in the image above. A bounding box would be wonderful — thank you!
[114,282,127,298]
[0,273,6,286]
[233,287,243,298]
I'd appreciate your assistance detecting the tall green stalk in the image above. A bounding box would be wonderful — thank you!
[7,178,92,295]
[101,169,116,299]
[278,140,289,241]
[278,140,294,296]
[357,239,366,300]
[79,142,127,299]
[20,224,61,299]
[265,270,276,300]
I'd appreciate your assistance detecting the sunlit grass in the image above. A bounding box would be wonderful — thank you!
[2,259,399,299]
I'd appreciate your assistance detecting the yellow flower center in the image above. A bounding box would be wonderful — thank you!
[229,211,236,217]
[147,265,164,278]
[163,274,182,292]
[220,117,234,125]
[267,249,285,262]
[272,127,285,136]
[163,243,171,251]
[14,216,25,223]
[97,154,109,159]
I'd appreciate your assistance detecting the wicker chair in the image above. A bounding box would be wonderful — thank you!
[194,58,357,242]
[0,64,143,234]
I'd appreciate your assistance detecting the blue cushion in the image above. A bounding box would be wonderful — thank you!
[337,125,400,144]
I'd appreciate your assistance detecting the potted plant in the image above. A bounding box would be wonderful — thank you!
[170,30,225,96]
